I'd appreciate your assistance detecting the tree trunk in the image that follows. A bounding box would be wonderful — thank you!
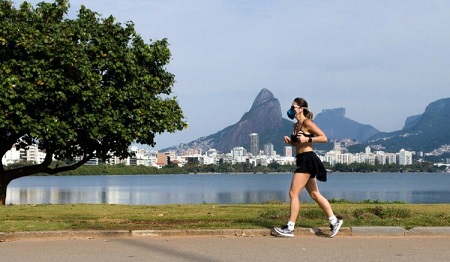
[0,182,7,205]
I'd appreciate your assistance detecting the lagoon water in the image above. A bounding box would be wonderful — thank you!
[6,172,450,205]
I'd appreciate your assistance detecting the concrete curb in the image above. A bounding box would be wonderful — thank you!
[406,227,450,236]
[351,226,405,236]
[2,227,450,241]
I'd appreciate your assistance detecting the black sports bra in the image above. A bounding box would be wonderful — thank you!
[290,120,314,142]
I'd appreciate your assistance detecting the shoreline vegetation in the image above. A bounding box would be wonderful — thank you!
[7,161,447,176]
[1,202,449,233]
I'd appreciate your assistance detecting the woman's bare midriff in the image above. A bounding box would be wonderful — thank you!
[296,146,313,154]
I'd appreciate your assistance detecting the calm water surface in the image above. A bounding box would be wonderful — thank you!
[6,172,450,205]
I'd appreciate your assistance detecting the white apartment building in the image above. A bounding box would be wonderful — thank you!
[337,153,353,165]
[231,147,248,163]
[206,148,219,158]
[324,150,336,166]
[264,143,275,157]
[199,155,217,165]
[25,145,47,163]
[231,147,247,158]
[386,153,397,165]
[399,149,413,165]
[375,151,386,165]
[2,146,21,165]
[222,153,236,165]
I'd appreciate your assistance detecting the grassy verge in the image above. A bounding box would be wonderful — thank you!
[1,202,449,232]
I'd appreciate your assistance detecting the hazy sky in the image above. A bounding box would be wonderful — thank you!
[23,0,450,150]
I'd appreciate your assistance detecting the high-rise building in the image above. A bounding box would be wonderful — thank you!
[284,146,293,157]
[334,141,342,154]
[365,146,371,155]
[264,143,275,157]
[249,133,259,156]
[398,149,413,165]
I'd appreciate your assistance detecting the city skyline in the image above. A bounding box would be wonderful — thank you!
[3,138,416,168]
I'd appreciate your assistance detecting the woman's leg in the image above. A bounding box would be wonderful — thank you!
[305,178,334,217]
[305,178,344,237]
[288,172,311,222]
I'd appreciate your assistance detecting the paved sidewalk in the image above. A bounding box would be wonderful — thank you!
[1,234,450,262]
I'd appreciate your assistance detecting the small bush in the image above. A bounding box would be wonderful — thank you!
[380,207,412,218]
[353,208,379,220]
[353,206,412,219]
[301,208,324,219]
[258,209,288,220]
[373,205,384,217]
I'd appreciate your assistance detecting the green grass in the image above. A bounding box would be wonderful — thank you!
[1,202,449,232]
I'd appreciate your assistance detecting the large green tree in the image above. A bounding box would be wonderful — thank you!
[0,0,187,204]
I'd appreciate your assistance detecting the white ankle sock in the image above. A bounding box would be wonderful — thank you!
[287,221,295,230]
[329,216,338,225]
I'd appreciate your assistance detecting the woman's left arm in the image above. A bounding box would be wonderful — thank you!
[304,119,328,143]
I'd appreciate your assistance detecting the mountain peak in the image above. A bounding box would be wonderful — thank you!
[165,89,290,154]
[251,88,275,109]
[424,97,450,115]
[321,108,346,117]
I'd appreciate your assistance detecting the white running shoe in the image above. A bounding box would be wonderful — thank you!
[273,225,294,237]
[330,219,343,238]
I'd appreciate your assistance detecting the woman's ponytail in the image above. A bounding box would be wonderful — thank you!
[303,108,313,119]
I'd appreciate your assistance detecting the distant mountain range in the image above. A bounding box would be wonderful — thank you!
[314,107,379,142]
[163,89,450,154]
[361,97,450,153]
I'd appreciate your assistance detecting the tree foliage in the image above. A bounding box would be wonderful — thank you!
[0,0,186,204]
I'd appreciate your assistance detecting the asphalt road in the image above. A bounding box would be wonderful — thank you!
[2,235,449,262]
